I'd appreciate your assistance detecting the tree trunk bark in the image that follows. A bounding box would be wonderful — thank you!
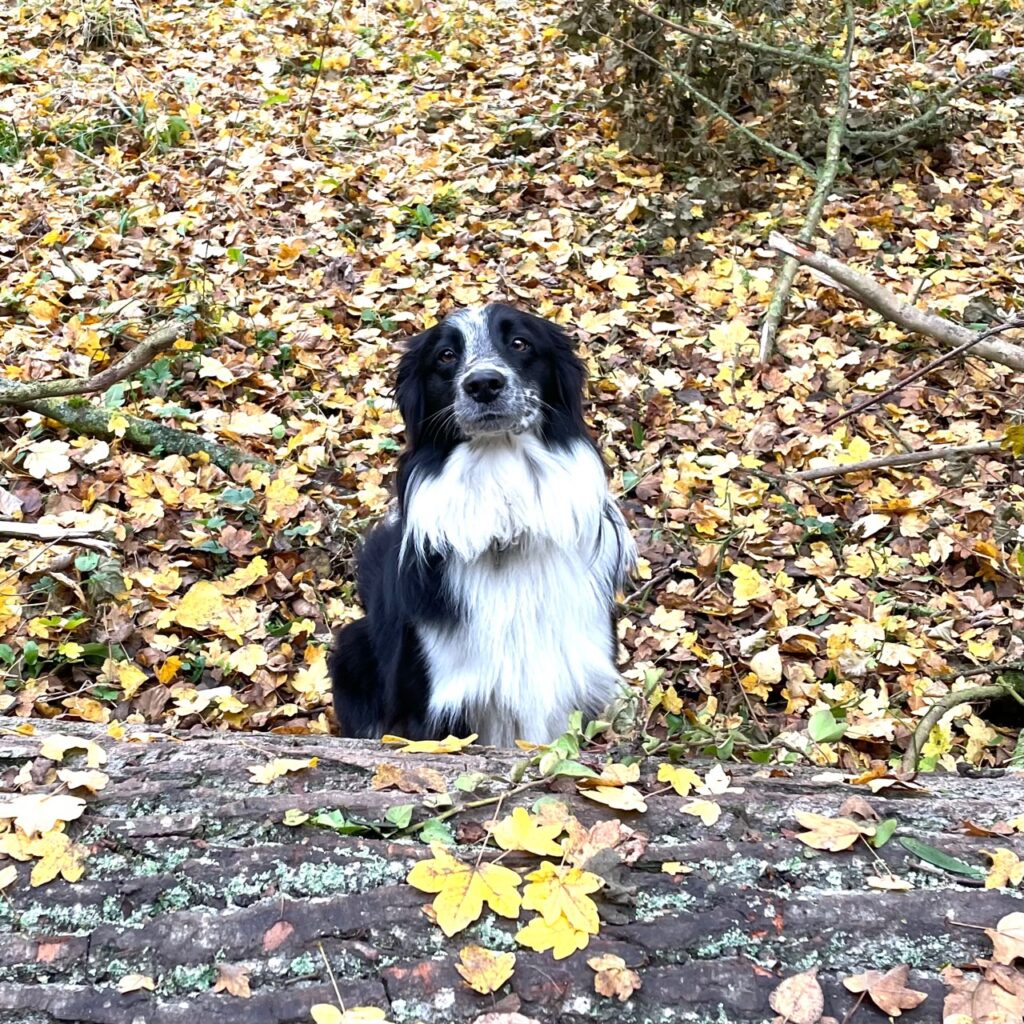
[0,724,1021,1024]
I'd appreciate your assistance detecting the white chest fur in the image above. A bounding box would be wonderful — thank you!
[403,435,634,746]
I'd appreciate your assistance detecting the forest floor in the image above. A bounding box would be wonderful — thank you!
[1,0,1024,772]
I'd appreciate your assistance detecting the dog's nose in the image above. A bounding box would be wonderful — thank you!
[462,369,507,404]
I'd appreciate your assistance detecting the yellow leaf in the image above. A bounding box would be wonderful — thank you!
[24,439,71,479]
[657,764,701,797]
[522,861,602,933]
[264,469,308,525]
[983,848,1024,889]
[56,768,109,793]
[248,757,318,784]
[217,556,269,596]
[228,644,269,677]
[311,1007,392,1024]
[157,581,260,642]
[155,656,182,685]
[29,831,86,886]
[661,861,692,875]
[455,945,516,994]
[382,734,478,754]
[407,844,521,936]
[608,273,640,299]
[0,794,86,837]
[61,696,110,723]
[794,811,871,852]
[115,661,148,699]
[291,652,331,699]
[681,799,722,826]
[489,807,564,857]
[578,784,647,812]
[588,953,642,1001]
[117,974,156,993]
[0,864,17,891]
[516,912,591,959]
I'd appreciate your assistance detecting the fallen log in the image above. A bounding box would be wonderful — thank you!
[0,724,1021,1024]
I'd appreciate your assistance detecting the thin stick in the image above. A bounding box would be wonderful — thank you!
[0,521,115,554]
[902,681,1020,774]
[758,0,855,362]
[0,319,192,404]
[768,233,1024,371]
[299,0,342,136]
[790,441,1004,482]
[823,316,1024,430]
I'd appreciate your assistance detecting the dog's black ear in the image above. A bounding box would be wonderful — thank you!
[540,317,588,434]
[395,326,437,447]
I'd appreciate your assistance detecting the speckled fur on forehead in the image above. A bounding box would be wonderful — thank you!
[447,306,498,366]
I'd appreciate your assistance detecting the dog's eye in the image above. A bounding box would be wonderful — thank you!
[437,348,457,365]
[509,337,530,352]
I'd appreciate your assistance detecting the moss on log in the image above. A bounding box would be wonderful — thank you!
[0,724,1021,1024]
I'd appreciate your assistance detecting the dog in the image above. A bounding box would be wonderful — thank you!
[329,303,635,746]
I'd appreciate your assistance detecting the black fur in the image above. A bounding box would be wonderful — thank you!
[329,304,594,740]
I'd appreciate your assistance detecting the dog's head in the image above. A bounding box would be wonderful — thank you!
[395,304,587,447]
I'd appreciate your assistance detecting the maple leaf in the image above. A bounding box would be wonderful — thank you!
[657,763,701,796]
[768,968,824,1024]
[0,794,86,837]
[248,757,318,784]
[310,1007,392,1024]
[488,807,564,857]
[986,911,1024,965]
[522,861,602,933]
[982,848,1024,889]
[24,439,72,480]
[844,965,928,1016]
[371,763,447,794]
[794,811,872,852]
[588,953,642,1002]
[39,734,107,768]
[382,734,478,754]
[56,768,109,793]
[212,963,251,998]
[29,831,87,887]
[681,799,722,826]
[406,844,521,937]
[455,945,516,994]
[515,912,592,959]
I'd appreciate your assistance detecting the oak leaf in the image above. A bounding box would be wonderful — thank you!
[407,844,521,936]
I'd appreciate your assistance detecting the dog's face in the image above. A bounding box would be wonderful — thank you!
[396,304,586,446]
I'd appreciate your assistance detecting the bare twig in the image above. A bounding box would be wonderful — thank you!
[299,0,342,136]
[611,35,814,174]
[902,680,1022,774]
[618,0,841,69]
[0,319,192,404]
[768,233,1024,371]
[0,521,115,555]
[758,0,855,363]
[823,316,1024,429]
[791,442,1004,482]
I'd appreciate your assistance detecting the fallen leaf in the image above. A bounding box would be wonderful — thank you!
[248,757,318,784]
[455,945,516,994]
[681,799,721,826]
[844,965,927,1016]
[983,848,1024,889]
[588,953,642,1001]
[29,831,87,886]
[311,1007,393,1024]
[578,784,647,812]
[212,963,251,998]
[515,912,591,959]
[39,734,107,767]
[795,811,871,852]
[489,807,564,857]
[0,794,87,837]
[769,967,825,1024]
[117,974,156,993]
[371,762,447,794]
[522,861,602,933]
[986,911,1024,964]
[657,763,702,796]
[382,734,478,754]
[407,843,521,936]
[0,865,17,891]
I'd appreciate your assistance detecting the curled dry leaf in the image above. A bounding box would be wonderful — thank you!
[117,973,156,993]
[381,733,478,754]
[248,756,318,784]
[985,911,1024,965]
[587,953,642,1002]
[843,965,928,1016]
[942,964,1024,1024]
[371,762,447,794]
[768,967,825,1024]
[212,963,251,998]
[794,811,872,852]
[455,945,516,995]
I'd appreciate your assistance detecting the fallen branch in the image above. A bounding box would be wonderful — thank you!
[0,319,192,404]
[902,679,1024,774]
[791,441,1004,482]
[27,399,270,472]
[822,315,1024,430]
[758,0,855,363]
[0,520,114,554]
[768,233,1024,371]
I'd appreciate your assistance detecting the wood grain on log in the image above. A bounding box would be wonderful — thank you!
[0,725,1021,1024]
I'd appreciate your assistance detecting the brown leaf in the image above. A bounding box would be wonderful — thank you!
[838,795,880,822]
[794,812,870,852]
[371,762,447,794]
[212,963,251,998]
[768,967,825,1024]
[587,953,642,1002]
[843,965,928,1016]
[942,964,1024,1024]
[986,912,1024,966]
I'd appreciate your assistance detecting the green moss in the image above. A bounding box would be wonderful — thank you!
[465,913,516,949]
[635,888,697,922]
[157,963,216,995]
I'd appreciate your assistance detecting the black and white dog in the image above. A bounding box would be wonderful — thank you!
[329,304,635,746]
